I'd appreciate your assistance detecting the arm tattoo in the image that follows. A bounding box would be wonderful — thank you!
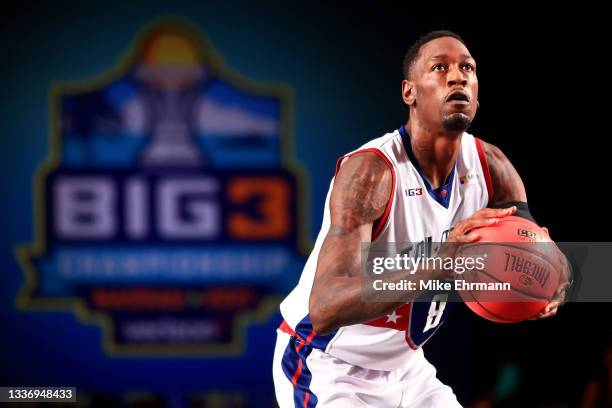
[309,152,394,332]
[330,152,392,231]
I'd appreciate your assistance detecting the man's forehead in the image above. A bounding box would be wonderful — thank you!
[419,37,473,62]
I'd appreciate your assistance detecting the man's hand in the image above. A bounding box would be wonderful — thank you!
[529,285,567,320]
[529,300,562,320]
[445,206,517,244]
[529,226,570,320]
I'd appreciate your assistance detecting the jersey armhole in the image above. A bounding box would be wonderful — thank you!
[334,148,396,241]
[474,137,494,205]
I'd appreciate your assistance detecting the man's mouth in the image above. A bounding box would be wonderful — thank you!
[446,90,470,103]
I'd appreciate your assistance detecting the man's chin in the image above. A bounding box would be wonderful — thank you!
[442,113,471,132]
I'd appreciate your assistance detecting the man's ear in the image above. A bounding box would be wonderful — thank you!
[402,79,416,106]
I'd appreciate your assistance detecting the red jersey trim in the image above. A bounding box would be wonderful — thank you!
[475,137,494,203]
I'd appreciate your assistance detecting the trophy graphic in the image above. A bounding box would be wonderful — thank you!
[137,30,205,167]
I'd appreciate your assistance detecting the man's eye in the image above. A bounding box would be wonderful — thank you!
[462,63,474,72]
[433,64,446,71]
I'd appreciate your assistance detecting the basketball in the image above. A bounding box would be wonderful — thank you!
[455,216,566,323]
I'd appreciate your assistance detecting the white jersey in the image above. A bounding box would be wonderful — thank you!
[279,126,492,371]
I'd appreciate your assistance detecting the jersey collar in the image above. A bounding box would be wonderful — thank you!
[398,126,456,209]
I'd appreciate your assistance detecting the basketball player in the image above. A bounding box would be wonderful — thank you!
[273,31,563,407]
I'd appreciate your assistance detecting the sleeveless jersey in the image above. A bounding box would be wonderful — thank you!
[279,126,493,371]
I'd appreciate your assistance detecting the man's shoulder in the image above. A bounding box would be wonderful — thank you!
[335,129,400,176]
[347,129,400,155]
[474,138,507,164]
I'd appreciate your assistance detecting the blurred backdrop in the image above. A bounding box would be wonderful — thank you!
[1,2,610,407]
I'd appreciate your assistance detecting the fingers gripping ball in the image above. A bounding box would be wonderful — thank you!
[456,216,567,323]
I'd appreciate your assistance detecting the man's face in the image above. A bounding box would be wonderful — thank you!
[404,37,478,132]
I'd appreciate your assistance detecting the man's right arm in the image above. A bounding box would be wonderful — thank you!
[308,151,402,334]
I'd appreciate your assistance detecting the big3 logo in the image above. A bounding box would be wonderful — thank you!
[16,18,309,355]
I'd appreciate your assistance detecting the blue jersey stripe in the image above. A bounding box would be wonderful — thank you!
[281,336,318,407]
[294,314,337,350]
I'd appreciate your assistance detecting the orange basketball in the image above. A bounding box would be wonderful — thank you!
[455,216,565,323]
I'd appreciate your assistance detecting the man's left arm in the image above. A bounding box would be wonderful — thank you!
[480,140,566,319]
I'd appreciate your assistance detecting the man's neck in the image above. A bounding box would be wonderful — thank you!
[405,119,463,189]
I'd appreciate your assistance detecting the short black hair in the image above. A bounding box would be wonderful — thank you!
[402,30,466,79]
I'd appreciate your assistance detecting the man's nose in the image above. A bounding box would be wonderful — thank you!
[447,65,467,87]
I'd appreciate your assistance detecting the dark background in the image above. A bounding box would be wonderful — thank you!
[1,1,609,407]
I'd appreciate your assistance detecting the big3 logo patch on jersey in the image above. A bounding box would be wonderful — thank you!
[16,18,308,355]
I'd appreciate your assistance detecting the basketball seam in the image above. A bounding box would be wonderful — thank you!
[462,289,517,323]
